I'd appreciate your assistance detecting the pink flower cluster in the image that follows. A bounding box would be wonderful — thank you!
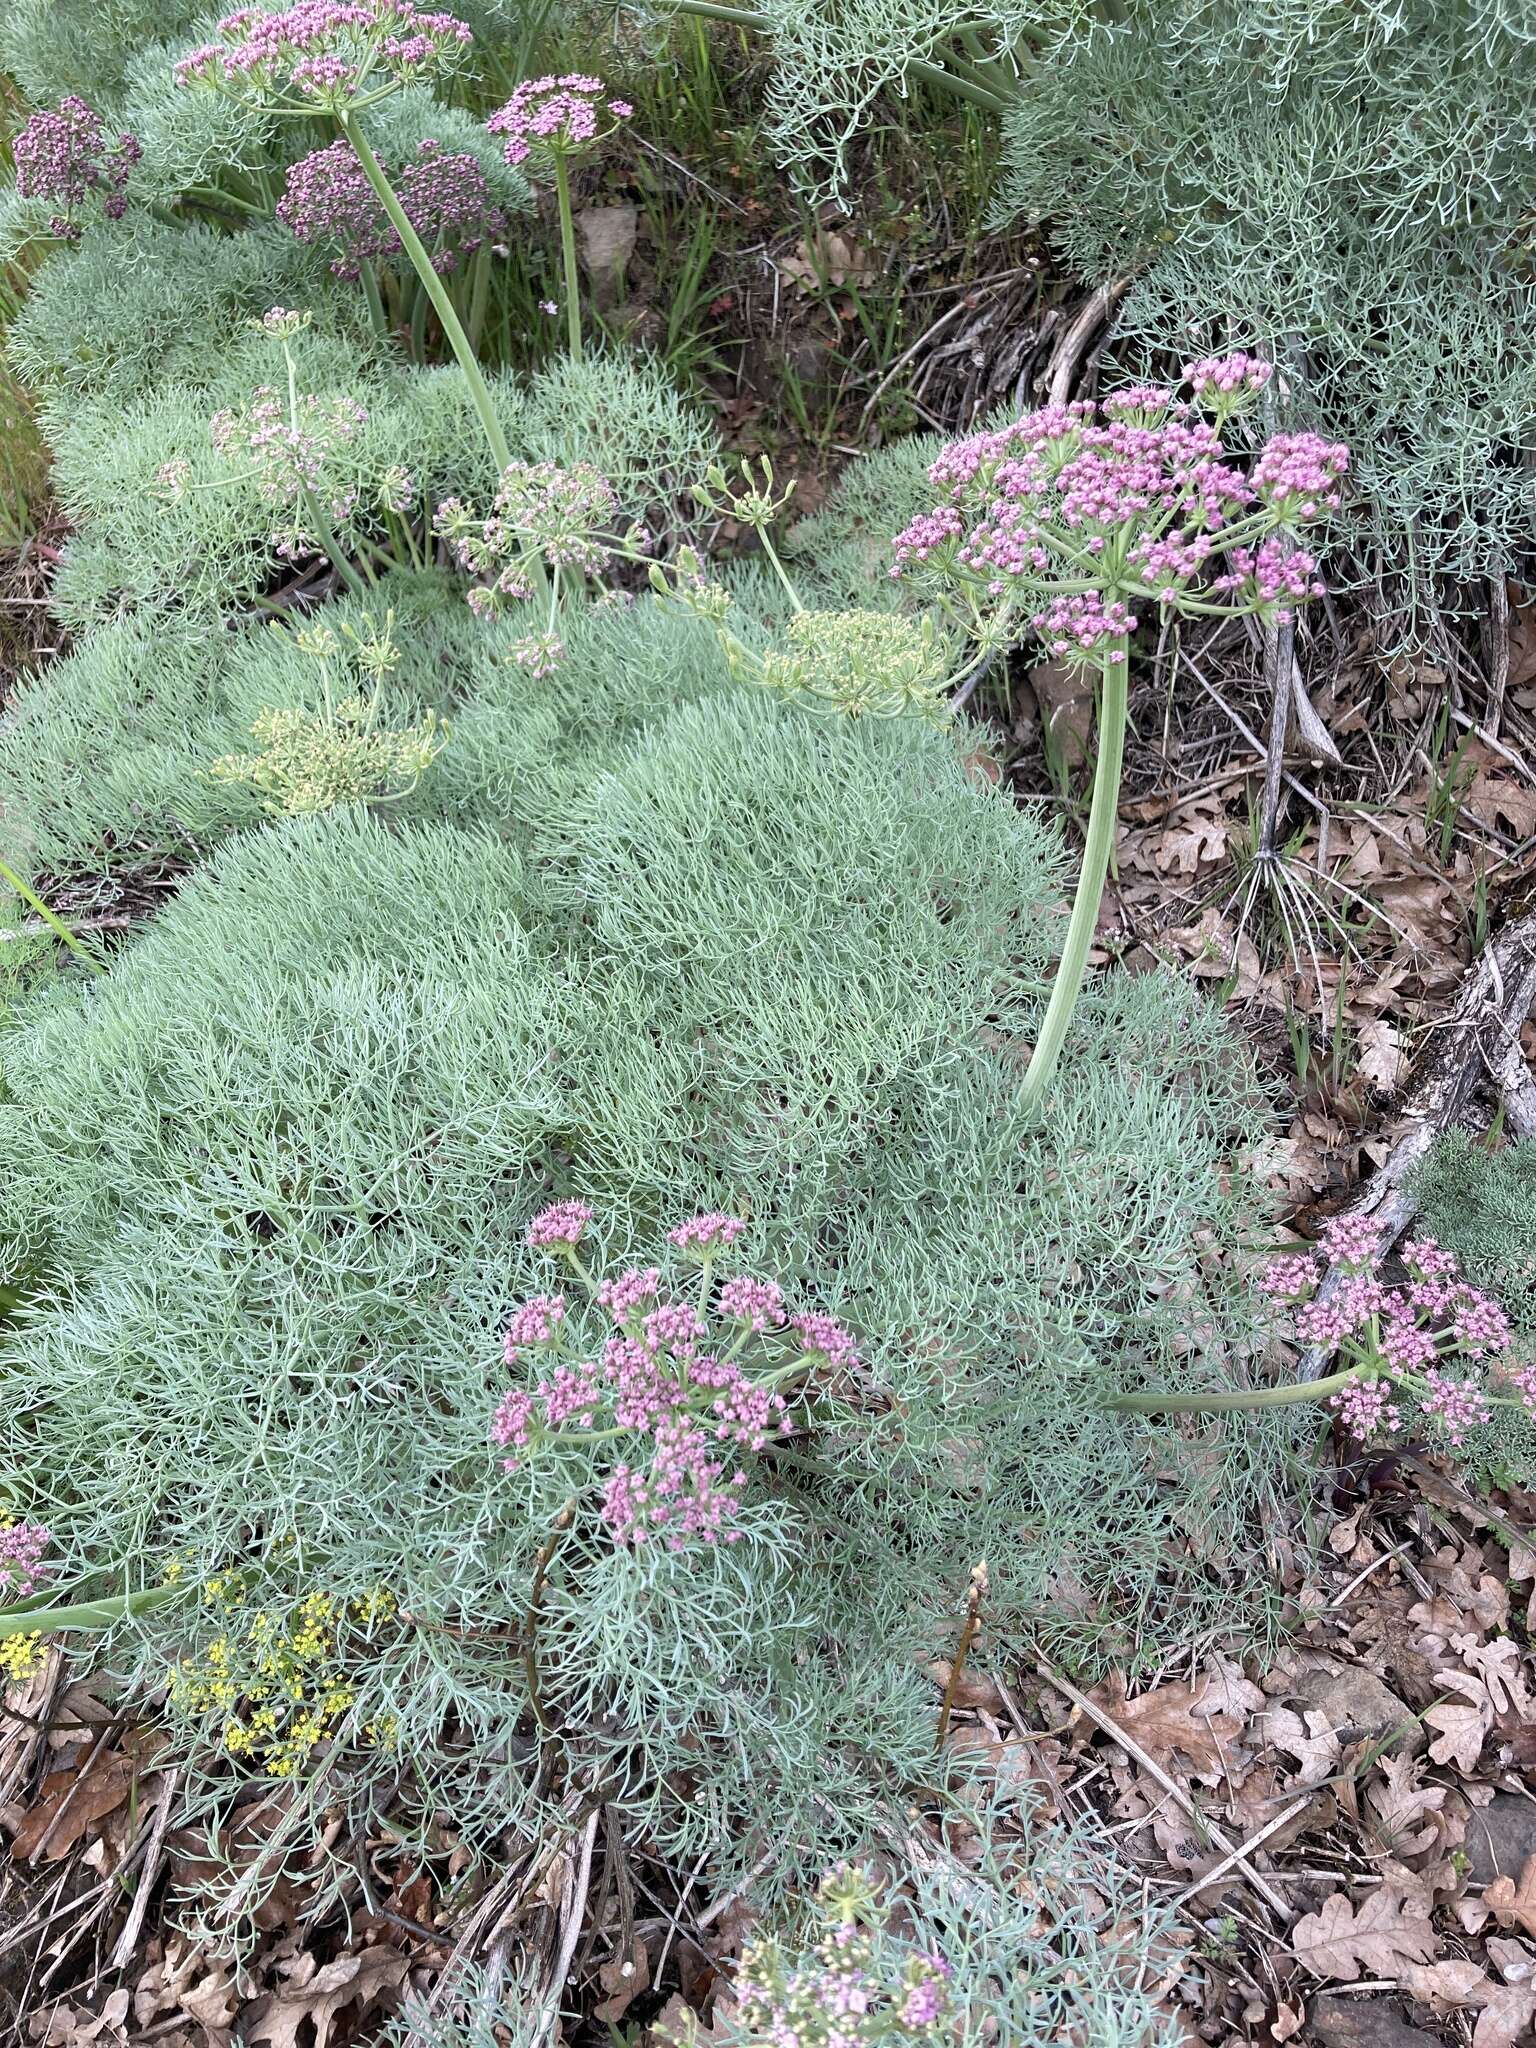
[211,380,366,557]
[1259,1226,1524,1448]
[0,1520,49,1601]
[176,0,472,107]
[279,137,506,278]
[491,1210,861,1551]
[890,355,1348,656]
[486,74,632,171]
[13,97,141,240]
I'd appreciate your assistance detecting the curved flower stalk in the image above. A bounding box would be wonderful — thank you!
[486,74,633,362]
[889,354,1348,1110]
[493,1203,861,1553]
[12,97,142,242]
[1110,1218,1534,1450]
[175,1,517,475]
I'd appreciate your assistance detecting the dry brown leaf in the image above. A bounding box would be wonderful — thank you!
[595,1935,652,2022]
[1087,1673,1245,1783]
[11,1749,137,1863]
[244,1948,409,2048]
[1402,1956,1536,2048]
[577,204,636,303]
[1465,771,1536,843]
[1356,1018,1407,1095]
[779,229,874,291]
[1456,1637,1534,1721]
[1265,1705,1340,1789]
[1365,1754,1453,1862]
[1291,1886,1438,1980]
[1485,1856,1536,1940]
[1425,1672,1494,1774]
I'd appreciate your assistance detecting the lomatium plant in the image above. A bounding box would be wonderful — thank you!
[210,609,445,812]
[1113,1217,1533,1453]
[176,0,515,467]
[168,1570,397,1776]
[493,1204,861,1553]
[888,353,1349,1108]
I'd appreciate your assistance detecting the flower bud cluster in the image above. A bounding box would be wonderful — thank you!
[436,460,618,659]
[1261,1218,1526,1448]
[175,0,473,112]
[890,354,1349,662]
[492,1207,861,1551]
[0,1519,52,1688]
[279,137,507,278]
[13,97,141,240]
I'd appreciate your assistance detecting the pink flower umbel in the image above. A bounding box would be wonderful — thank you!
[0,1520,50,1601]
[492,1213,840,1552]
[890,355,1349,652]
[486,74,632,173]
[176,0,473,112]
[525,1199,593,1251]
[14,98,140,240]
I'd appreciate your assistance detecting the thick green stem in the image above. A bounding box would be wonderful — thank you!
[552,153,583,363]
[1107,1367,1359,1415]
[1019,641,1129,1113]
[0,1582,183,1642]
[358,259,390,346]
[0,852,107,976]
[341,112,511,472]
[301,489,371,601]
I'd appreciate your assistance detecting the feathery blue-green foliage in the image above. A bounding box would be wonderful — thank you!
[1414,1133,1536,1483]
[0,687,1283,1891]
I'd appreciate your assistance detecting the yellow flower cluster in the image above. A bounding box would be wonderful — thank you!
[0,1632,46,1685]
[168,1572,396,1778]
[210,695,446,816]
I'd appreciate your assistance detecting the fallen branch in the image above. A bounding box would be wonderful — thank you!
[1298,906,1536,1367]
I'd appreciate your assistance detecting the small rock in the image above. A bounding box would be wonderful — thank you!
[1464,1792,1536,1887]
[1312,1994,1438,2048]
[1294,1665,1426,1759]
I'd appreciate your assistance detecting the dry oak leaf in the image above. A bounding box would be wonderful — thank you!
[244,1947,409,2048]
[1086,1673,1245,1783]
[1291,1886,1438,1980]
[1265,1706,1341,1789]
[1365,1754,1454,1862]
[1485,1856,1536,1941]
[1357,1019,1407,1095]
[10,1748,138,1862]
[1401,1957,1536,2048]
[1425,1672,1495,1774]
[1455,1636,1535,1721]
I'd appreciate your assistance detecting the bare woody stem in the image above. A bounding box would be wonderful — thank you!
[523,1498,576,1736]
[1019,637,1129,1113]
